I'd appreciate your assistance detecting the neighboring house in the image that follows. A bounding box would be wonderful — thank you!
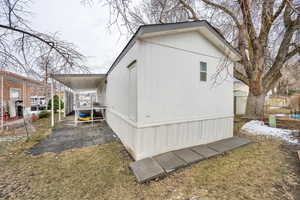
[30,96,48,113]
[104,21,241,160]
[266,96,289,109]
[31,96,47,106]
[234,80,249,115]
[78,93,96,107]
[0,71,47,120]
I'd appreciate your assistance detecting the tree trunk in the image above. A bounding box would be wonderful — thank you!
[245,91,266,117]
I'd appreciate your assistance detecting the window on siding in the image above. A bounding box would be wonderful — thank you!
[200,62,207,82]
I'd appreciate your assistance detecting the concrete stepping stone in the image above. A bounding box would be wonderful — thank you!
[208,137,252,153]
[232,137,252,146]
[174,148,204,164]
[129,158,165,183]
[153,152,187,173]
[191,145,220,158]
[207,140,233,153]
[129,137,252,183]
[223,137,252,149]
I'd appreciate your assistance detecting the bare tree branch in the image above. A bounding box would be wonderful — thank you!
[97,0,300,116]
[0,0,88,82]
[199,0,241,28]
[178,0,198,20]
[273,0,286,21]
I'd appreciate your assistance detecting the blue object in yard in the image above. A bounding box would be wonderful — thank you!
[79,112,90,118]
[290,114,300,119]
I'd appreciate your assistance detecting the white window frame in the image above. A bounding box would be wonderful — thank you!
[200,61,207,82]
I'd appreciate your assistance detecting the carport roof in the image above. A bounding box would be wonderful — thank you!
[51,74,106,91]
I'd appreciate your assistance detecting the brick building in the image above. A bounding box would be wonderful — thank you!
[0,71,48,120]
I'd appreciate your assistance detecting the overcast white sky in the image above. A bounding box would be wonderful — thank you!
[30,0,128,73]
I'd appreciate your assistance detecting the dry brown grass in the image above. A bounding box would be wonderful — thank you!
[0,118,299,200]
[0,117,51,156]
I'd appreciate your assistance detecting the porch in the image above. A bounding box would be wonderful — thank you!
[50,73,106,127]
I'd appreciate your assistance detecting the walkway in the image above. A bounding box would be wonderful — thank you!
[27,121,118,155]
[130,136,252,183]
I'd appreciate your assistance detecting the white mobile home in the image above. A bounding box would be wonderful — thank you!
[105,21,241,160]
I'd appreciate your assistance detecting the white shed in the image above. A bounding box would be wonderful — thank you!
[105,21,241,160]
[234,80,249,115]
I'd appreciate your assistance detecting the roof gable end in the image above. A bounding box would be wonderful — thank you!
[107,21,240,75]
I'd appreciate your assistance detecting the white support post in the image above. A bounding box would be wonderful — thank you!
[74,92,77,127]
[58,83,61,121]
[63,86,66,118]
[51,79,54,127]
[23,81,26,117]
[96,88,98,103]
[91,95,94,127]
[1,75,3,131]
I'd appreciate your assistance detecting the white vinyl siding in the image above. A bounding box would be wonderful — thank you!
[140,31,233,125]
[128,63,137,121]
[106,29,235,160]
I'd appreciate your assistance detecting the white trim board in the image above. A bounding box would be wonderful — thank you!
[107,108,233,129]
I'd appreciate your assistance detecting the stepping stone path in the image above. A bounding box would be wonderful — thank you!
[129,158,165,183]
[153,152,187,173]
[192,145,219,158]
[174,148,204,164]
[129,136,252,183]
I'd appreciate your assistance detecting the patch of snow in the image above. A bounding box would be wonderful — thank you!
[241,120,298,144]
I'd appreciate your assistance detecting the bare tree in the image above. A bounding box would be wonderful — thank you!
[273,61,300,95]
[0,0,88,82]
[94,0,300,117]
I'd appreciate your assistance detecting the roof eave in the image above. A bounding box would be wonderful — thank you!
[106,20,241,75]
[138,26,241,62]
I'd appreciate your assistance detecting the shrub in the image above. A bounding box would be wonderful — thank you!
[48,95,64,113]
[38,111,50,118]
